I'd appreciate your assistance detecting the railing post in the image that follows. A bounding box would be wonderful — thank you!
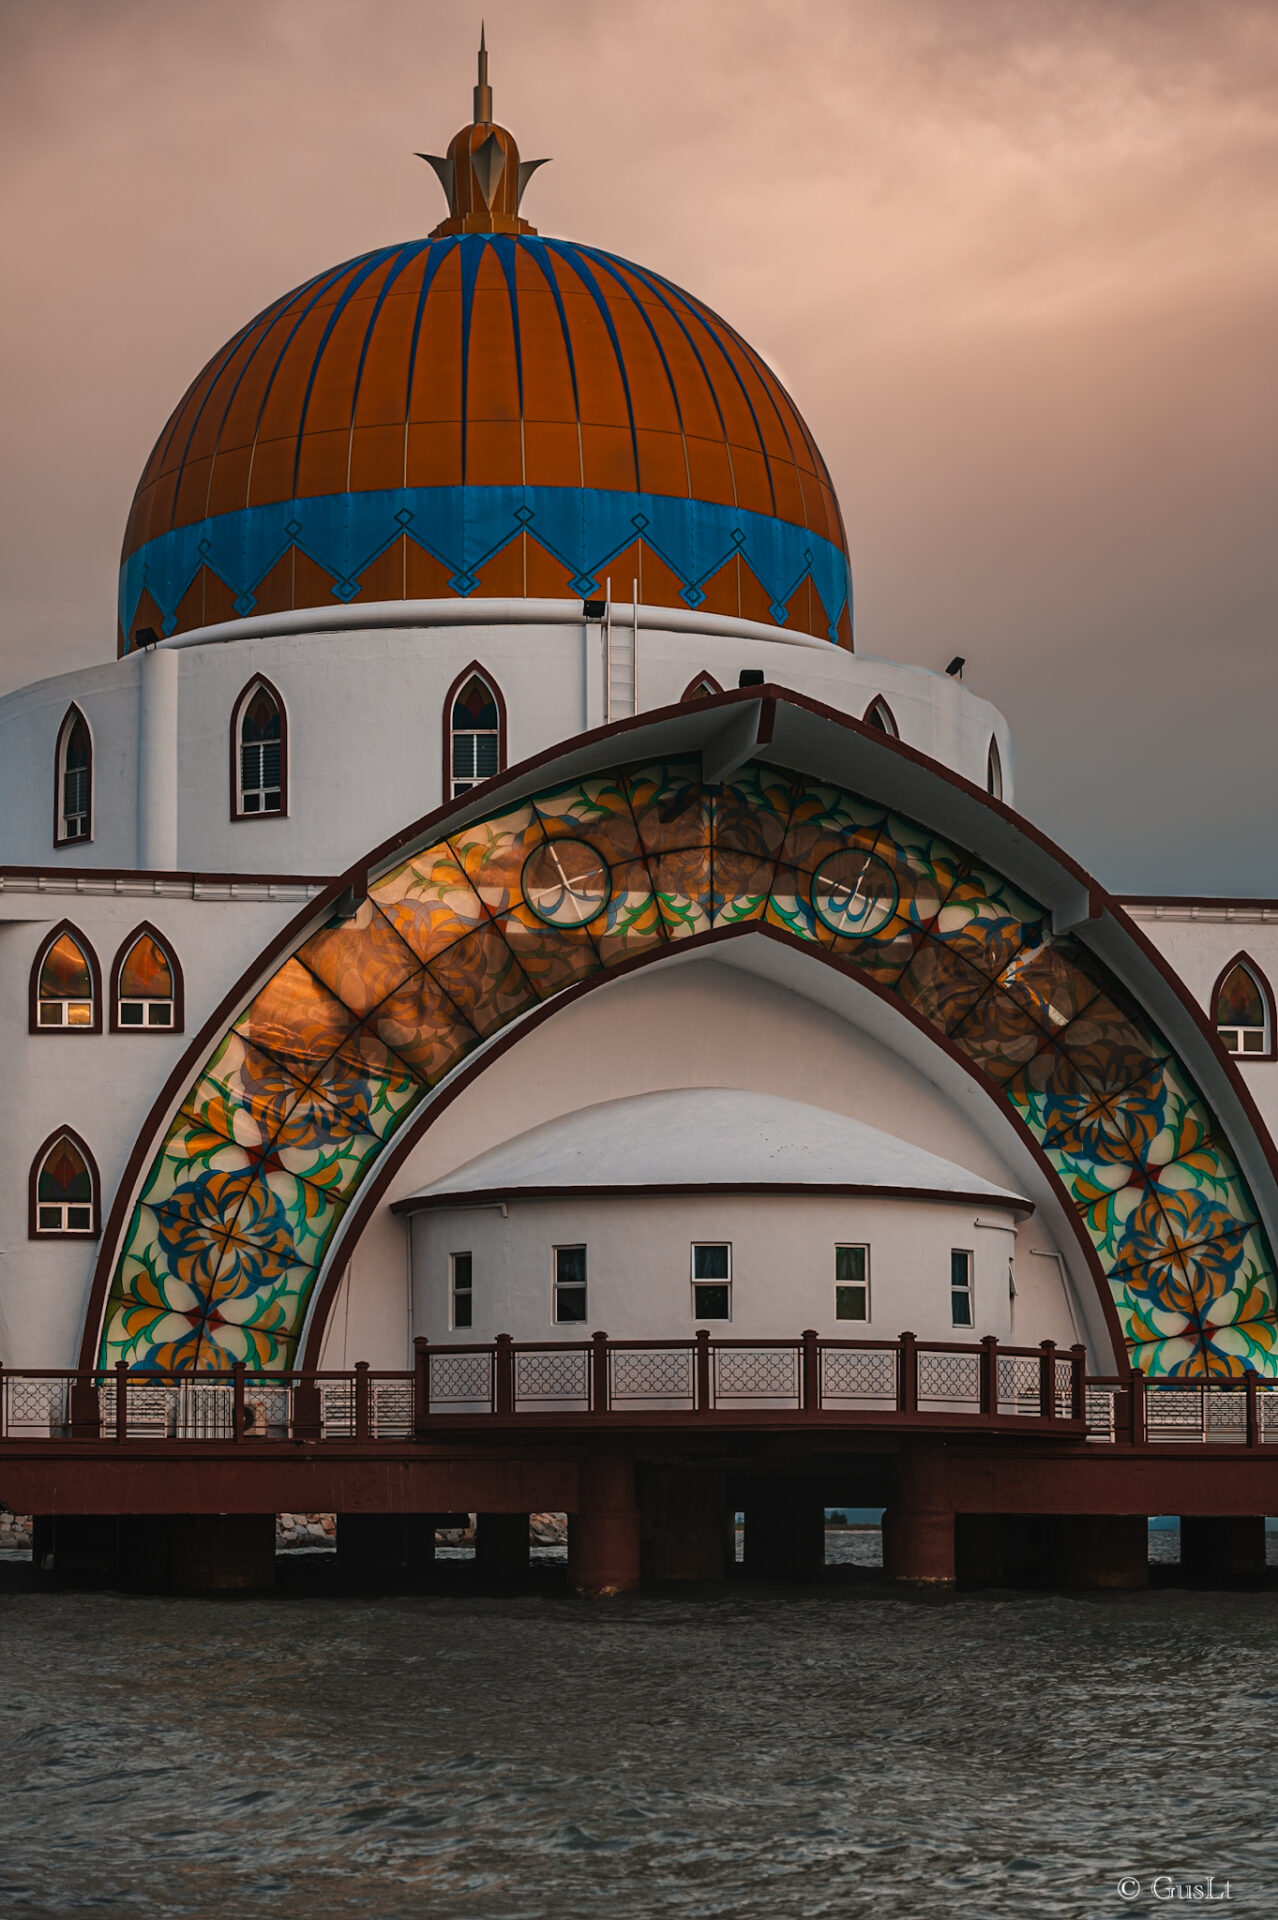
[232,1360,246,1442]
[354,1361,371,1440]
[1069,1344,1087,1422]
[695,1330,711,1414]
[292,1372,321,1441]
[897,1332,917,1416]
[70,1370,101,1440]
[495,1335,514,1416]
[591,1331,610,1415]
[1245,1368,1260,1449]
[0,1362,5,1440]
[115,1360,128,1443]
[979,1335,998,1417]
[801,1329,820,1414]
[1129,1367,1145,1446]
[413,1336,430,1435]
[1038,1340,1057,1421]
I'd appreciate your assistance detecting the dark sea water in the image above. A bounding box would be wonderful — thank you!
[1,1538,1275,1920]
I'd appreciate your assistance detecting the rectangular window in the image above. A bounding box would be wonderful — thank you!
[38,1203,92,1233]
[692,1243,731,1321]
[951,1248,974,1328]
[63,766,89,840]
[240,741,282,814]
[835,1244,869,1321]
[554,1245,587,1323]
[118,999,174,1028]
[450,1251,473,1330]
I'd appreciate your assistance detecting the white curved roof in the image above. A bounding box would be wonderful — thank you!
[407,1089,1029,1209]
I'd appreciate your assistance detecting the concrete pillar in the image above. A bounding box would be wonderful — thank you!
[168,1515,275,1592]
[955,1514,1003,1586]
[744,1485,826,1582]
[568,1447,639,1596]
[136,643,179,870]
[1181,1516,1266,1584]
[405,1514,439,1573]
[336,1513,407,1571]
[884,1443,954,1590]
[476,1512,530,1579]
[998,1515,1052,1589]
[1051,1515,1147,1590]
[38,1515,118,1581]
[640,1468,731,1582]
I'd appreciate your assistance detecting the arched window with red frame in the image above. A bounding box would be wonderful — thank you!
[54,704,92,845]
[1214,955,1275,1058]
[30,1128,100,1238]
[232,677,286,818]
[110,924,183,1033]
[863,697,898,737]
[445,665,505,799]
[30,922,101,1033]
[681,672,724,702]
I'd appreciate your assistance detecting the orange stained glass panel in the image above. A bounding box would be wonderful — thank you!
[40,934,92,1000]
[119,936,173,1001]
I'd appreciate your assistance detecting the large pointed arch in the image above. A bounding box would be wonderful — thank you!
[81,689,1278,1382]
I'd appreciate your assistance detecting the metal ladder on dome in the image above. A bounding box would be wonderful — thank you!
[604,579,638,722]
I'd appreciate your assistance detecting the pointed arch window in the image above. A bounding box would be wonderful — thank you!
[864,697,898,737]
[987,738,1004,800]
[31,924,100,1031]
[55,706,92,845]
[111,926,182,1032]
[233,678,286,818]
[31,1130,99,1237]
[1214,958,1274,1057]
[447,667,504,799]
[681,672,724,702]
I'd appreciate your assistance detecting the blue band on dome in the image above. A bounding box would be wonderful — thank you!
[119,485,851,644]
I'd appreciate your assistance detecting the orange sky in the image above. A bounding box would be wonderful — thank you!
[1,0,1275,890]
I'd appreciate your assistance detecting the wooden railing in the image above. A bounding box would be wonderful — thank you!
[0,1337,1274,1445]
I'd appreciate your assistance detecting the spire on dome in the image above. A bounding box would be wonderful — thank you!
[417,32,550,238]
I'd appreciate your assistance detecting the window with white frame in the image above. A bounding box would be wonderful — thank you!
[449,673,501,797]
[450,1250,473,1329]
[950,1249,974,1327]
[692,1243,731,1321]
[56,707,92,844]
[835,1245,870,1321]
[554,1245,587,1323]
[1216,961,1272,1055]
[235,681,284,816]
[34,1134,96,1235]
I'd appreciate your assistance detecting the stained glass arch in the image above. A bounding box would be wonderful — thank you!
[31,1128,99,1238]
[54,705,92,846]
[445,663,505,800]
[110,925,182,1034]
[1214,956,1274,1059]
[232,677,286,819]
[30,922,100,1034]
[88,747,1278,1383]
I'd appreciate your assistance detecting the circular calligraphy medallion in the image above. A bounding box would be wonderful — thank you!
[522,838,611,928]
[810,849,900,938]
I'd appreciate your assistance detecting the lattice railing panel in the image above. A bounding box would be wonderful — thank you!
[371,1383,414,1436]
[1085,1387,1117,1441]
[610,1348,694,1406]
[429,1352,493,1408]
[1054,1359,1074,1419]
[320,1382,356,1437]
[178,1383,232,1438]
[998,1355,1039,1414]
[3,1378,67,1436]
[713,1348,799,1403]
[514,1350,589,1407]
[918,1351,980,1407]
[820,1349,896,1404]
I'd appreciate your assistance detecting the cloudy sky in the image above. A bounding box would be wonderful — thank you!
[1,0,1275,891]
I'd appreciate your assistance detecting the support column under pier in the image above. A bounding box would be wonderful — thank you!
[640,1468,731,1582]
[1181,1516,1266,1584]
[957,1515,1147,1590]
[743,1484,825,1582]
[883,1443,954,1590]
[476,1512,531,1579]
[568,1447,639,1597]
[1051,1515,1147,1590]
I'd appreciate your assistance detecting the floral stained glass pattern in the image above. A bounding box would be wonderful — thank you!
[99,758,1278,1377]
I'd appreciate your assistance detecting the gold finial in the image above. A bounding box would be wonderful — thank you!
[474,23,493,124]
[417,32,550,238]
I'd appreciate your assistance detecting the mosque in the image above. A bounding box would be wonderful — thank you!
[2,42,1277,1593]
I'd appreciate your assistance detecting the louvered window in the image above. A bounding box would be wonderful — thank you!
[237,686,283,815]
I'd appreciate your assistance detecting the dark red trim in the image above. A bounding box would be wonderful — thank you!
[29,1125,101,1240]
[393,1181,1034,1215]
[680,671,725,702]
[1208,951,1277,1063]
[79,683,1278,1376]
[230,674,288,822]
[863,696,898,737]
[442,659,508,801]
[1121,895,1278,912]
[2,865,334,886]
[28,919,103,1036]
[52,703,92,850]
[107,922,186,1036]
